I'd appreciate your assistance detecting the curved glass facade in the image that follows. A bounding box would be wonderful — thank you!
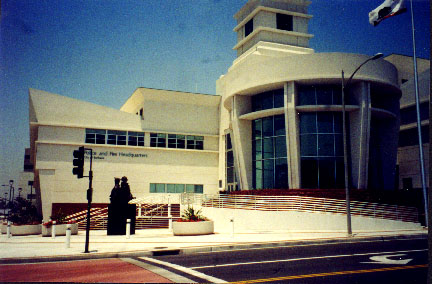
[252,115,288,189]
[297,84,345,189]
[299,112,344,188]
[251,89,284,112]
[297,85,342,106]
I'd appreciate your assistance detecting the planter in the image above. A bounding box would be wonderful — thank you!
[8,224,42,236]
[172,220,214,236]
[42,223,78,237]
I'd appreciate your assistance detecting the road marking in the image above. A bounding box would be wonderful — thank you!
[229,264,428,284]
[361,254,412,265]
[121,258,193,283]
[140,257,227,283]
[196,237,426,254]
[190,249,427,269]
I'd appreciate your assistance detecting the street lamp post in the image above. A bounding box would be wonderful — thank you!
[28,181,34,201]
[18,188,22,199]
[341,53,384,237]
[4,192,8,218]
[8,180,14,203]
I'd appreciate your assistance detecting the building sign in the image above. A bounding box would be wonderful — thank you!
[85,151,148,160]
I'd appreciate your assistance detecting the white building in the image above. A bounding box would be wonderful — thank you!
[28,0,408,221]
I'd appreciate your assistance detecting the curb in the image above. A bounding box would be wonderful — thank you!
[179,233,428,255]
[0,232,426,264]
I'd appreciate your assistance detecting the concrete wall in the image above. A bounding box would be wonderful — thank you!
[201,207,422,233]
[35,140,219,220]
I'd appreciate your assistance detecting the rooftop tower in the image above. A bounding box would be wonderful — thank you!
[233,0,314,59]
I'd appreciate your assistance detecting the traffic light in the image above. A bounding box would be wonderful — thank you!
[72,147,85,178]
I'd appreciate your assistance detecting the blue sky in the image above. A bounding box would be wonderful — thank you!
[0,0,430,186]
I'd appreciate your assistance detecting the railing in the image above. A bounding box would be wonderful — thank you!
[201,194,419,223]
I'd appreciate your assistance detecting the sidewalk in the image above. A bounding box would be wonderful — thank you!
[0,228,427,261]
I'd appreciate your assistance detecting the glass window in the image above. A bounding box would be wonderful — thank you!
[156,184,165,193]
[252,95,262,112]
[298,85,341,106]
[263,138,274,159]
[194,185,203,194]
[150,183,156,193]
[254,161,263,189]
[128,132,144,146]
[276,13,293,31]
[186,184,194,193]
[107,130,127,145]
[273,89,284,108]
[317,113,333,133]
[299,112,344,189]
[253,119,262,139]
[245,18,253,37]
[318,158,335,189]
[318,134,335,156]
[263,160,274,189]
[253,139,262,160]
[150,133,166,147]
[167,184,176,193]
[252,115,287,190]
[263,117,273,137]
[168,134,177,148]
[274,115,285,136]
[316,86,333,105]
[300,134,317,156]
[261,92,273,110]
[195,136,204,150]
[227,151,234,167]
[301,159,318,188]
[300,113,316,134]
[85,129,106,144]
[275,158,288,189]
[275,136,287,158]
[297,85,316,106]
[251,89,284,112]
[175,184,185,193]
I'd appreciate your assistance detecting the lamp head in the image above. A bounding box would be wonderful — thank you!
[371,53,384,60]
[9,180,13,186]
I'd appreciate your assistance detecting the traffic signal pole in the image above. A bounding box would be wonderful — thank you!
[72,146,93,253]
[84,149,93,253]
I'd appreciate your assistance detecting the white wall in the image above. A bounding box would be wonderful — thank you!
[201,207,422,233]
[35,135,219,220]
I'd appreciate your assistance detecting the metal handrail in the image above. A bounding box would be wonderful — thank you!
[201,194,419,223]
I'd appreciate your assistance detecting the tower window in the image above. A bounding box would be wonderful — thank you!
[277,13,293,31]
[245,18,253,37]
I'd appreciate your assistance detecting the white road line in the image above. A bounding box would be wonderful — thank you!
[196,237,426,254]
[121,258,194,283]
[140,257,227,283]
[189,249,427,269]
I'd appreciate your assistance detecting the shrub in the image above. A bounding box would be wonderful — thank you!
[8,197,41,225]
[180,206,208,222]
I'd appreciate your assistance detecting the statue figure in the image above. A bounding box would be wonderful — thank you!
[107,176,136,235]
[120,176,134,204]
[109,177,121,204]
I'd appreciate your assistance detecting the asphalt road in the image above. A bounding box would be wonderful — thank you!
[0,236,427,283]
[147,237,428,283]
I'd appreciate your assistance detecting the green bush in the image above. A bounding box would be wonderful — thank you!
[180,206,208,222]
[8,197,41,225]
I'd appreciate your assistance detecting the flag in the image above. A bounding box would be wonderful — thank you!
[368,0,407,26]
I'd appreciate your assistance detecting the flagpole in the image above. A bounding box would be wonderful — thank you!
[409,0,428,228]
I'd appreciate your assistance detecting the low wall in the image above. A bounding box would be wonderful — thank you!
[201,207,422,233]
